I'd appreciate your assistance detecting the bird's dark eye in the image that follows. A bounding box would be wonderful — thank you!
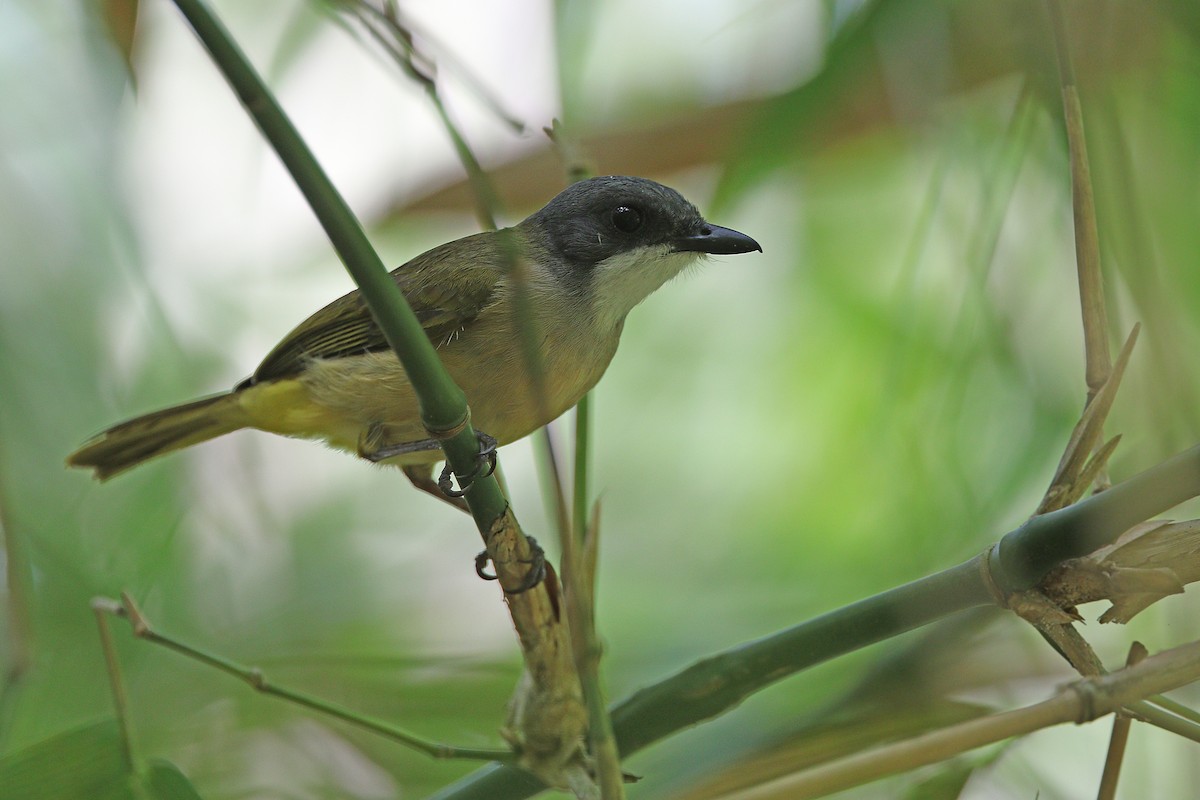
[611,205,642,233]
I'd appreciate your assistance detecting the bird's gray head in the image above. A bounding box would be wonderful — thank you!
[520,176,761,329]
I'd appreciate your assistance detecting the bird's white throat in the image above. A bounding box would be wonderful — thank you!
[587,246,700,331]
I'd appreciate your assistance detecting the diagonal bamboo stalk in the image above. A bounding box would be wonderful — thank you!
[163,0,588,789]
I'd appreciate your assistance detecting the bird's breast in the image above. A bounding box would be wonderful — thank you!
[442,310,621,443]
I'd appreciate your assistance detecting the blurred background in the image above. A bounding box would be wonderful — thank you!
[3,0,1200,797]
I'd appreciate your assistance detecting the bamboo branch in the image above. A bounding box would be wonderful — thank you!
[1021,319,1136,676]
[998,1,1124,687]
[1098,642,1147,800]
[325,7,595,790]
[714,637,1200,800]
[432,441,1200,799]
[1046,0,1111,403]
[168,0,488,505]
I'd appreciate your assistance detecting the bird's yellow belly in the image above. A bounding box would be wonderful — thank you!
[239,327,616,465]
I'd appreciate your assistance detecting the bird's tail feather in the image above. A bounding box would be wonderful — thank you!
[67,392,250,480]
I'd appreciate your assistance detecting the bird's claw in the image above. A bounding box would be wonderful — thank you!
[474,536,546,594]
[475,549,497,581]
[437,431,498,498]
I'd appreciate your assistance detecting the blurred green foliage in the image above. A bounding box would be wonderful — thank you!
[3,1,1200,798]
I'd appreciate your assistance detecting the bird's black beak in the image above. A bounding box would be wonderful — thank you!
[673,223,762,255]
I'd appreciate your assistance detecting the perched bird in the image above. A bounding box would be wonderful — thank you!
[68,176,761,499]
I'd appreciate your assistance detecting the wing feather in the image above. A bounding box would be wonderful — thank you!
[249,231,504,384]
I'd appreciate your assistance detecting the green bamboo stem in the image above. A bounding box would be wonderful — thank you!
[163,4,592,791]
[572,394,591,545]
[1126,700,1200,745]
[549,139,621,797]
[340,1,576,538]
[995,443,1200,589]
[431,442,1200,799]
[168,0,506,526]
[1147,694,1200,726]
[558,392,622,797]
[429,558,992,800]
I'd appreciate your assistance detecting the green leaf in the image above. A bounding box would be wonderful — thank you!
[0,719,134,800]
[144,759,205,800]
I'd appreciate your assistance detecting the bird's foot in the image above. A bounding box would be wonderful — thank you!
[475,535,546,594]
[402,465,469,513]
[437,431,498,498]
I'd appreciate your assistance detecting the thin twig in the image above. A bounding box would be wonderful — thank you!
[1046,0,1112,402]
[1098,641,1147,800]
[102,592,513,762]
[342,0,503,230]
[92,598,137,777]
[324,6,586,787]
[547,124,624,799]
[342,0,524,133]
[573,394,592,552]
[1038,326,1139,514]
[537,426,572,542]
[945,82,1037,355]
[966,81,1037,281]
[1017,322,1131,679]
[340,2,576,538]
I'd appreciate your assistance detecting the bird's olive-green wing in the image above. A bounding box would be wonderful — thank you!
[247,232,504,384]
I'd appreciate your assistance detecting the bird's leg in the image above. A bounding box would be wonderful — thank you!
[357,423,443,462]
[358,424,469,512]
[361,427,532,587]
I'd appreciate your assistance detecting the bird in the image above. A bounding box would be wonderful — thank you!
[67,176,761,501]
